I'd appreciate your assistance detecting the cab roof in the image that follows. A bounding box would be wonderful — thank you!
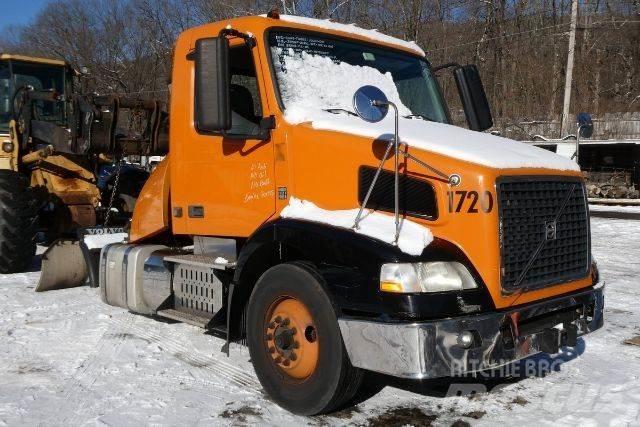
[183,14,425,58]
[264,14,425,57]
[0,54,68,67]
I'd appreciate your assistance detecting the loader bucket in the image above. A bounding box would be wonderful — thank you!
[36,239,88,292]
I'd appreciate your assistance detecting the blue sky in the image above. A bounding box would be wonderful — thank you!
[0,0,51,32]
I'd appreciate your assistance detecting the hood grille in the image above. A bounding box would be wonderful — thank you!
[497,177,590,291]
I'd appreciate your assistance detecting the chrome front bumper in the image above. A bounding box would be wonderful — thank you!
[338,284,604,379]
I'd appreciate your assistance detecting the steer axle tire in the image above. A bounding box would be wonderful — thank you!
[0,170,37,273]
[247,262,363,415]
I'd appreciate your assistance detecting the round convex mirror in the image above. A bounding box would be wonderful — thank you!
[577,112,594,139]
[353,85,389,123]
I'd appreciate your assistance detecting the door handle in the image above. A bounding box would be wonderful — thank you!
[188,205,205,218]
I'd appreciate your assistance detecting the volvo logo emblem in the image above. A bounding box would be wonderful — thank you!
[544,221,557,240]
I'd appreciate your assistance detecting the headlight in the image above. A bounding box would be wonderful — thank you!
[2,141,14,153]
[380,261,477,293]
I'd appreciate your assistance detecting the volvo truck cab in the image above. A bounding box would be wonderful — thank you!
[83,13,602,415]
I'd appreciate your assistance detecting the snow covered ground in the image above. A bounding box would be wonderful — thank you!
[589,204,640,214]
[1,212,639,426]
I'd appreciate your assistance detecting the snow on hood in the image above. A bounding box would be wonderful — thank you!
[281,197,433,256]
[285,108,580,171]
[263,14,425,57]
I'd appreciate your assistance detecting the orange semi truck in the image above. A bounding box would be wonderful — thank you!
[69,12,603,415]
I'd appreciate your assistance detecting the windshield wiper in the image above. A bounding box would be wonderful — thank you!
[324,108,357,117]
[403,114,436,122]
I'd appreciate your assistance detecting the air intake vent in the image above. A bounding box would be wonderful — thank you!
[358,166,437,220]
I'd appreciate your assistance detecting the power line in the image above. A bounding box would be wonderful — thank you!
[425,22,569,52]
[425,19,640,53]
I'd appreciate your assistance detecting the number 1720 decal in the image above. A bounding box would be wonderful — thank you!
[448,190,494,213]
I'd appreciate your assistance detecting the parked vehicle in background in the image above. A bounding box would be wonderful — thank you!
[0,54,167,275]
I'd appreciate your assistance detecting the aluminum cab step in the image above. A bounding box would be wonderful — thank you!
[156,308,214,328]
[164,254,236,270]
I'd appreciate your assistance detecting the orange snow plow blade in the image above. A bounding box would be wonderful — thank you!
[35,239,88,292]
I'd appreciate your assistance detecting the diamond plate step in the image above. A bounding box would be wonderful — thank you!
[156,308,213,328]
[164,254,236,270]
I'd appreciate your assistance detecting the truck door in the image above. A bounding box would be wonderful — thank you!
[178,41,275,237]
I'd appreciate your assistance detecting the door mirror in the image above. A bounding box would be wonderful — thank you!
[577,112,593,139]
[194,37,231,132]
[353,85,389,123]
[453,65,493,132]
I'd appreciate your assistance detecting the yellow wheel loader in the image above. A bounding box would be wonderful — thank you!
[0,54,166,286]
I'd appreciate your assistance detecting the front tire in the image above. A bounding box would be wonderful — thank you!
[246,262,363,415]
[0,170,37,273]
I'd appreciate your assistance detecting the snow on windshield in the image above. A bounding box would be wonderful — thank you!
[272,47,412,124]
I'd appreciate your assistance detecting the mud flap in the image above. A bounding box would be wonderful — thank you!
[36,227,127,292]
[36,239,88,292]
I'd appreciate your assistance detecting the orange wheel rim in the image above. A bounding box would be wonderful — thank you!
[264,297,319,380]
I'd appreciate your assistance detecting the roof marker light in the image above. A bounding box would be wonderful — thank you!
[267,9,280,19]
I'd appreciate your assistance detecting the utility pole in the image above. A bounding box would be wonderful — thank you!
[281,0,296,15]
[560,0,578,137]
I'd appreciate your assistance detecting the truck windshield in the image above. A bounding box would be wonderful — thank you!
[0,60,66,133]
[268,31,449,124]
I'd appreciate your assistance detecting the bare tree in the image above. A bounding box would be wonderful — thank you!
[0,0,636,134]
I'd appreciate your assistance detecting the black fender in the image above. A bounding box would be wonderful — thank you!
[226,218,494,341]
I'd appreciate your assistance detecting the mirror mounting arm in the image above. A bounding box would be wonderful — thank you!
[260,115,276,130]
[352,85,462,246]
[372,101,401,245]
[219,28,256,48]
[355,99,401,246]
[257,115,276,140]
[431,62,461,74]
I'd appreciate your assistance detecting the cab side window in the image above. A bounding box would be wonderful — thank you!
[228,44,263,137]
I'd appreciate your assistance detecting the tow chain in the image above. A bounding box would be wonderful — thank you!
[103,158,124,227]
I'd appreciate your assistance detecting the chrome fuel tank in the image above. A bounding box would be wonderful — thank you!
[100,243,171,314]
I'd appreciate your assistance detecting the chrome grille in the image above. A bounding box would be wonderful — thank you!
[497,177,590,291]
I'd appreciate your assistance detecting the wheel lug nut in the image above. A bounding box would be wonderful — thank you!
[268,322,276,329]
[275,316,282,323]
[275,356,282,363]
[266,333,273,340]
[268,346,275,354]
[293,341,300,349]
[283,359,290,366]
[290,352,297,361]
[282,318,290,326]
[291,327,297,335]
